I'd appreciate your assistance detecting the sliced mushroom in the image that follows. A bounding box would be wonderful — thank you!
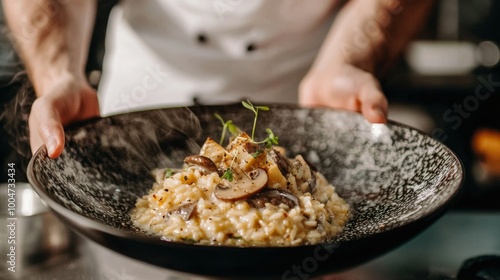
[184,155,218,175]
[268,149,290,176]
[303,158,318,193]
[215,168,268,200]
[243,141,260,155]
[168,202,197,220]
[247,189,299,209]
[307,172,317,193]
[294,155,317,193]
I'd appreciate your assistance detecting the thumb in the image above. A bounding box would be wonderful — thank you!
[360,86,388,124]
[39,121,65,158]
[29,101,66,158]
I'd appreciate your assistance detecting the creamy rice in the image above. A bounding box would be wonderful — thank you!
[131,134,349,246]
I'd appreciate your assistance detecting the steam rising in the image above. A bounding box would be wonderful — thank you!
[0,72,205,180]
[91,107,203,174]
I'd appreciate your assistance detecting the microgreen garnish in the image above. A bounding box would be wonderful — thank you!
[251,149,263,158]
[221,169,234,182]
[221,149,239,182]
[242,100,269,141]
[164,168,173,179]
[254,128,279,148]
[215,113,240,145]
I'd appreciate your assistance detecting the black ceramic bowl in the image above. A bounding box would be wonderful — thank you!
[27,104,463,279]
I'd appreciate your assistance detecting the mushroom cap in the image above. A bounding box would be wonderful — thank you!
[214,168,268,200]
[247,189,299,209]
[184,155,218,174]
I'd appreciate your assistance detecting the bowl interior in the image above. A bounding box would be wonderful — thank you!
[28,104,463,276]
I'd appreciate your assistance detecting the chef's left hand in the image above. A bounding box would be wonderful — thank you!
[299,63,388,123]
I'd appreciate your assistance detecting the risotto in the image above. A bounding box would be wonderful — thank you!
[131,133,349,246]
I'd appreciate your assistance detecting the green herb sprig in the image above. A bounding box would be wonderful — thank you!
[251,128,279,158]
[251,150,263,158]
[221,169,234,182]
[215,102,278,169]
[164,168,174,179]
[215,113,240,145]
[242,100,269,141]
[255,128,279,148]
[221,149,239,182]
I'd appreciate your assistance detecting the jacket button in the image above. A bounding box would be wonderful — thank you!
[197,33,208,44]
[246,43,257,52]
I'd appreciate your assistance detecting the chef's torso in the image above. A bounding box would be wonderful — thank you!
[98,0,340,116]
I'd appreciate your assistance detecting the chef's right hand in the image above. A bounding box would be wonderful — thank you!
[29,74,100,158]
[299,63,388,123]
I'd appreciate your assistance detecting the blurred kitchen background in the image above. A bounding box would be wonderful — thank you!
[0,1,499,279]
[383,0,500,209]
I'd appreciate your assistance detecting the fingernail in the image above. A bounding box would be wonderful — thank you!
[374,106,387,123]
[374,106,386,117]
[46,137,58,154]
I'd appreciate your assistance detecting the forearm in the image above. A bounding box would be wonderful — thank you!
[314,0,434,75]
[2,0,96,95]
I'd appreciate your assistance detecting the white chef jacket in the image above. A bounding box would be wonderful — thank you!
[98,0,341,116]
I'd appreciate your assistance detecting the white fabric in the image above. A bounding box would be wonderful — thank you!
[98,0,340,116]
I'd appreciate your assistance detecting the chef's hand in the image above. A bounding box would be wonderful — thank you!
[3,0,97,158]
[28,75,100,158]
[298,0,434,123]
[299,63,388,123]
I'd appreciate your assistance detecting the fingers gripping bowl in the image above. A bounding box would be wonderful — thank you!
[27,104,463,278]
